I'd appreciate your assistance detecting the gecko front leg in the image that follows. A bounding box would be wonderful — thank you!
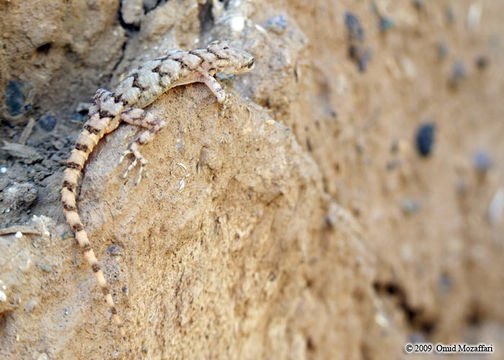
[198,74,226,103]
[118,108,167,184]
[198,73,233,116]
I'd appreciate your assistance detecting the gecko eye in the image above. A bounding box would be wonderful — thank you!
[246,58,255,68]
[223,46,229,50]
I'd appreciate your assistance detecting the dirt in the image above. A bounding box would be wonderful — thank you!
[0,0,503,359]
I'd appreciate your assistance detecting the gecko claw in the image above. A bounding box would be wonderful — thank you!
[118,149,147,184]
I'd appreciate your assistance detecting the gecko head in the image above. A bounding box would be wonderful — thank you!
[206,40,255,75]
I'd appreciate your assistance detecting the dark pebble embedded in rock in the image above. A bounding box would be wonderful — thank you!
[437,42,448,59]
[5,81,25,116]
[473,150,492,173]
[475,56,489,69]
[38,113,57,131]
[412,0,424,10]
[345,12,364,42]
[449,61,466,87]
[379,17,395,32]
[107,245,124,256]
[416,123,435,157]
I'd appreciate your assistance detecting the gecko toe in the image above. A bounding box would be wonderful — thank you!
[119,149,147,182]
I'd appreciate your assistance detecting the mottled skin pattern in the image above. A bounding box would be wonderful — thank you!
[61,41,254,338]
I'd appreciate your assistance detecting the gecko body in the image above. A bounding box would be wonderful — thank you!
[61,41,254,338]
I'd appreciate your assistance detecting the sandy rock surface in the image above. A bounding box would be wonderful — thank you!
[1,0,503,359]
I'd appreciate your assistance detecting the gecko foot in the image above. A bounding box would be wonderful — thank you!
[118,148,147,185]
[219,94,232,117]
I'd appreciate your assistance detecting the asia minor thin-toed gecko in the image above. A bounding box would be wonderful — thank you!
[61,40,255,338]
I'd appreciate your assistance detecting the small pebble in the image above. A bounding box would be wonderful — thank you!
[401,199,420,214]
[107,245,124,256]
[345,12,364,42]
[230,16,245,33]
[412,0,424,10]
[3,182,38,210]
[0,166,7,174]
[473,150,492,173]
[37,353,49,360]
[445,7,455,24]
[0,290,6,302]
[488,189,504,224]
[437,41,448,59]
[64,309,69,316]
[415,123,435,157]
[439,274,452,292]
[38,113,57,132]
[379,17,395,32]
[120,0,143,27]
[5,81,26,117]
[265,14,287,34]
[324,215,336,228]
[25,299,37,312]
[15,231,22,239]
[38,263,53,272]
[475,56,489,70]
[449,61,466,87]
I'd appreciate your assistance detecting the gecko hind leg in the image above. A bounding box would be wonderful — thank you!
[118,108,167,185]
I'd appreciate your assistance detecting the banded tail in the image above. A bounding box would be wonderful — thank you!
[61,89,125,338]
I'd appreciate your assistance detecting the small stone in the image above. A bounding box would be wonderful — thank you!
[38,113,57,132]
[0,290,6,302]
[107,245,124,256]
[15,231,22,239]
[265,14,287,34]
[37,353,49,360]
[345,12,364,42]
[488,189,504,224]
[3,183,38,210]
[38,263,53,272]
[401,199,420,214]
[64,309,69,316]
[5,81,26,117]
[379,17,395,32]
[324,215,336,228]
[25,299,37,312]
[415,123,435,157]
[437,42,448,59]
[439,274,452,292]
[449,61,466,88]
[475,56,489,70]
[473,150,492,173]
[445,7,455,24]
[230,16,245,33]
[412,0,424,10]
[0,166,7,174]
[121,0,144,27]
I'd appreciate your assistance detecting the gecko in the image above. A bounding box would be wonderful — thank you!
[60,40,255,339]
